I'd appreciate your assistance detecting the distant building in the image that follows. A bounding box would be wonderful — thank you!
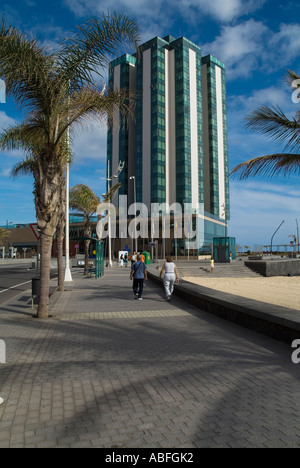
[0,224,37,258]
[107,35,230,255]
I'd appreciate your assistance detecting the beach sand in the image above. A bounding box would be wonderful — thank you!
[182,275,300,311]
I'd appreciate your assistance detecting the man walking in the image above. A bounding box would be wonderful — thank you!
[130,254,148,300]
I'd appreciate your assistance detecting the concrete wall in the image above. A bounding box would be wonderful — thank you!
[147,266,300,344]
[245,259,300,277]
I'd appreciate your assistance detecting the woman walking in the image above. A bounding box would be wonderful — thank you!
[210,257,215,273]
[159,256,179,301]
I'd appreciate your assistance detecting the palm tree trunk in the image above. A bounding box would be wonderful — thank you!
[37,232,53,319]
[84,239,90,276]
[35,170,63,318]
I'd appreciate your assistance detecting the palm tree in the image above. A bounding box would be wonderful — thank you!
[70,183,121,275]
[11,155,66,291]
[54,180,66,292]
[231,71,300,179]
[0,14,139,318]
[0,228,10,245]
[70,184,101,276]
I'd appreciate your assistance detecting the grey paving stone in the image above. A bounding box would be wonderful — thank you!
[0,267,300,448]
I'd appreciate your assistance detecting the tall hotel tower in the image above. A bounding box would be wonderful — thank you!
[107,35,230,252]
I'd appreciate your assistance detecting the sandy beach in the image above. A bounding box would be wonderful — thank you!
[182,275,300,311]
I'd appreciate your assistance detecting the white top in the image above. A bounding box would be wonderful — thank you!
[164,262,175,274]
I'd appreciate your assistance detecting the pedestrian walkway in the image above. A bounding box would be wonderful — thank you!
[0,266,300,448]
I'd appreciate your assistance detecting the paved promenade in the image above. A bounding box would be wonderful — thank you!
[1,266,300,448]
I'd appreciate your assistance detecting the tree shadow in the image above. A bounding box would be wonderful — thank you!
[1,297,298,447]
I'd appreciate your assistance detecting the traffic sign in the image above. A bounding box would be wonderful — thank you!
[29,223,40,240]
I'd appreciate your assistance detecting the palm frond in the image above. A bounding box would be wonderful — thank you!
[11,157,38,178]
[0,122,44,152]
[230,153,300,179]
[245,105,300,153]
[287,69,300,85]
[0,19,55,113]
[102,182,121,203]
[70,184,100,216]
[57,13,140,90]
[0,227,11,243]
[0,121,70,173]
[54,86,135,146]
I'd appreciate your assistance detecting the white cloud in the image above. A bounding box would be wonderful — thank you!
[204,18,300,80]
[227,82,297,169]
[63,0,267,24]
[228,84,293,129]
[0,112,23,160]
[63,1,297,84]
[178,0,267,23]
[242,87,292,111]
[203,19,269,79]
[0,166,12,178]
[71,124,108,164]
[0,111,16,131]
[270,23,300,64]
[229,179,300,246]
[63,0,165,21]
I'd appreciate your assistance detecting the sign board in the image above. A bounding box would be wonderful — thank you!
[29,223,40,240]
[149,242,157,248]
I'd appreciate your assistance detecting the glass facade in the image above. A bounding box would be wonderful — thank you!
[201,55,229,219]
[213,237,236,262]
[107,35,230,250]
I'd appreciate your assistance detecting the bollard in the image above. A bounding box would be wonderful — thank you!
[31,277,40,308]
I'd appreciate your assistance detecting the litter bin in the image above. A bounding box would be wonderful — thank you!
[32,278,40,297]
[142,251,151,265]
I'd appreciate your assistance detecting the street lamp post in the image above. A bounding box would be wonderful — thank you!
[130,176,138,254]
[64,160,72,282]
[296,219,299,254]
[221,203,228,237]
[106,161,114,268]
[270,220,285,255]
[101,160,124,267]
[64,115,72,282]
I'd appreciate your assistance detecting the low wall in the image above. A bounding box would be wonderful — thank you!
[245,259,300,277]
[147,268,300,344]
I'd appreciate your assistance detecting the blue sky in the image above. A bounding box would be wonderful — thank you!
[0,0,300,249]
